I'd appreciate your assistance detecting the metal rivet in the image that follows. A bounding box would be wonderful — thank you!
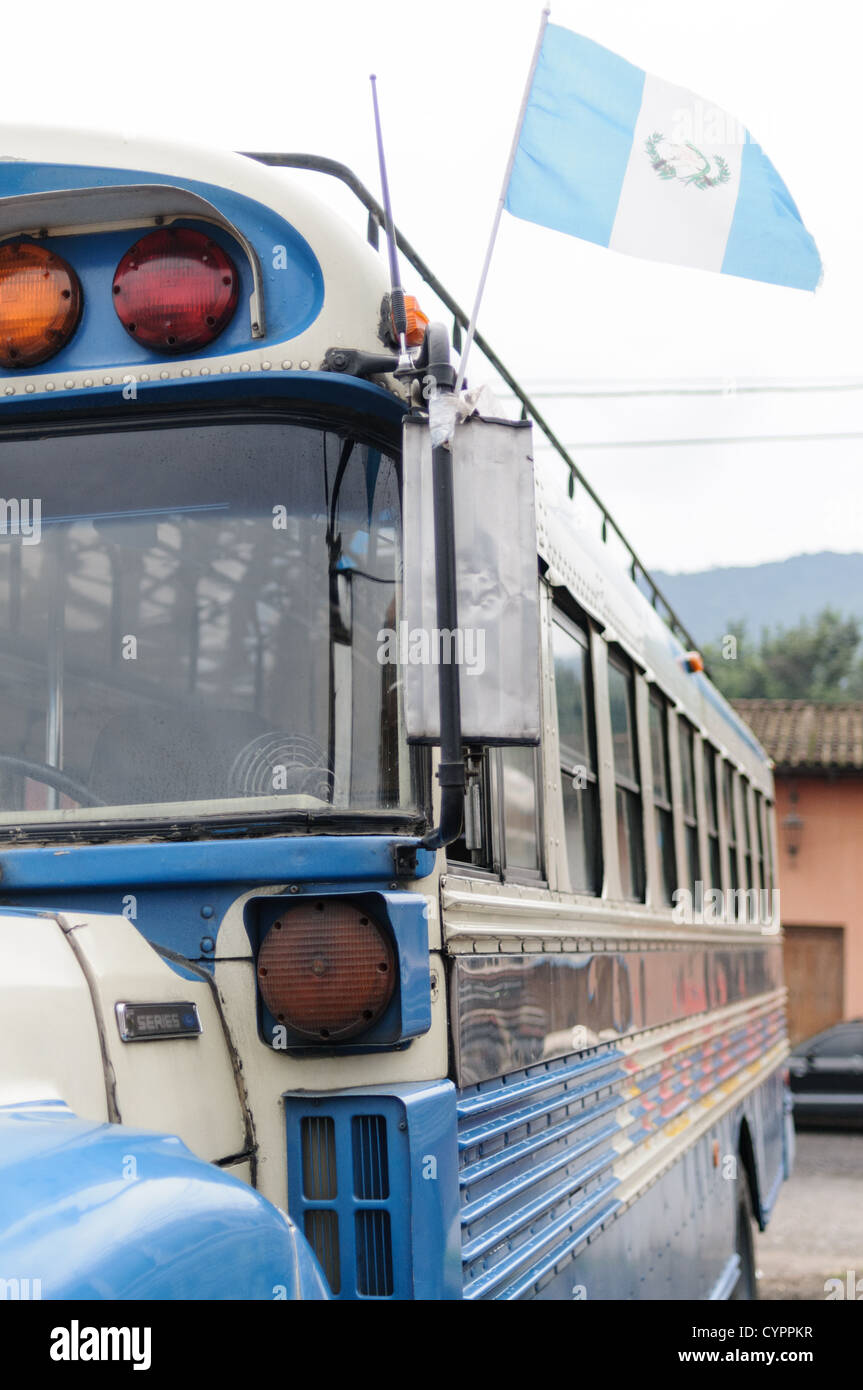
[140,372,150,382]
[83,377,93,387]
[200,905,214,919]
[300,360,310,370]
[45,382,55,391]
[200,935,215,954]
[103,375,113,385]
[64,379,75,389]
[289,884,300,894]
[261,360,271,370]
[241,363,251,372]
[181,367,191,378]
[4,386,14,396]
[160,370,170,379]
[281,360,292,370]
[200,366,210,376]
[25,384,35,393]
[221,365,231,374]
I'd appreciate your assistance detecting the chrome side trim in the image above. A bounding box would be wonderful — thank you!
[450,943,784,1086]
[456,1000,787,1299]
[709,1253,741,1301]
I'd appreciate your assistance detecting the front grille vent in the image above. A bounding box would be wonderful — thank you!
[288,1102,401,1298]
[355,1209,394,1295]
[304,1209,341,1294]
[301,1116,337,1199]
[352,1114,389,1199]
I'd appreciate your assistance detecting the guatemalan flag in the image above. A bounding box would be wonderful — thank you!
[505,24,822,291]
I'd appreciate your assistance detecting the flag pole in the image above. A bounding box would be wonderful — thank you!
[454,5,551,397]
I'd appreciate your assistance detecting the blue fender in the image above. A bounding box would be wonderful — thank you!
[0,1101,329,1300]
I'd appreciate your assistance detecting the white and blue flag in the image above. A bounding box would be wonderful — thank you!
[505,24,822,291]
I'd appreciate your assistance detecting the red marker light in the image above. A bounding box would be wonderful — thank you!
[112,227,238,354]
[0,242,82,369]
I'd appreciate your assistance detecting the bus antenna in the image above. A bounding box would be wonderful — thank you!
[370,74,409,359]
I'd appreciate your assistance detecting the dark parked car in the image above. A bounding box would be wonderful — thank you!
[789,1020,863,1125]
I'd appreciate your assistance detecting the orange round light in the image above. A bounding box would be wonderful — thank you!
[392,293,429,349]
[258,900,395,1042]
[0,242,83,369]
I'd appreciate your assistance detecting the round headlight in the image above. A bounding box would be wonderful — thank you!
[257,900,395,1042]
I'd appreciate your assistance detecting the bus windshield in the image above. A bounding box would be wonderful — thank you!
[0,413,416,831]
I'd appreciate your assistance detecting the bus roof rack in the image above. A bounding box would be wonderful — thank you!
[241,151,701,657]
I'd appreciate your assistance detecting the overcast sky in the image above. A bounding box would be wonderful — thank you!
[6,1,863,573]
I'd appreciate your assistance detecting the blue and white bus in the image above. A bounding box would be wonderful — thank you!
[0,126,790,1301]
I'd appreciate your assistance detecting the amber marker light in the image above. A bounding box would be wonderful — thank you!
[257,899,396,1042]
[0,242,83,369]
[392,294,429,348]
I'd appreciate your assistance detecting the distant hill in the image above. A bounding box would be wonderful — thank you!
[652,551,863,647]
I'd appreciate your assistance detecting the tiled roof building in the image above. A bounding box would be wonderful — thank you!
[732,699,863,772]
[731,699,863,1043]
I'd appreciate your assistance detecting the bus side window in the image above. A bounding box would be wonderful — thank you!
[764,798,776,892]
[608,655,645,902]
[703,744,721,892]
[447,743,542,880]
[723,762,740,897]
[648,693,676,905]
[501,745,542,878]
[679,719,700,898]
[741,779,754,892]
[754,790,766,892]
[447,746,496,873]
[552,618,601,895]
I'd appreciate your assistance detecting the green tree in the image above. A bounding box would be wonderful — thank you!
[704,608,863,702]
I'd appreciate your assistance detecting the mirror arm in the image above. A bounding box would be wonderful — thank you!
[420,324,465,851]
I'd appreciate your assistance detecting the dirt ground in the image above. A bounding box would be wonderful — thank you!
[757,1129,863,1301]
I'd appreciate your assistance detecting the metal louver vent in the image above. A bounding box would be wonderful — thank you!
[286,1096,407,1299]
[301,1116,338,1199]
[304,1210,341,1295]
[352,1115,389,1199]
[301,1116,341,1294]
[355,1210,394,1297]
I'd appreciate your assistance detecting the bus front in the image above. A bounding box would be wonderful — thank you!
[0,128,457,1300]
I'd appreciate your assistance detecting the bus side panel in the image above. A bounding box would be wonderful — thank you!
[534,1103,751,1301]
[746,1064,790,1227]
[454,962,788,1301]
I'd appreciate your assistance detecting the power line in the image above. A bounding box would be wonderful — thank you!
[507,381,863,400]
[546,430,863,450]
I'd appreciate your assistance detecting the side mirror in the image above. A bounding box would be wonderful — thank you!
[401,411,542,746]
